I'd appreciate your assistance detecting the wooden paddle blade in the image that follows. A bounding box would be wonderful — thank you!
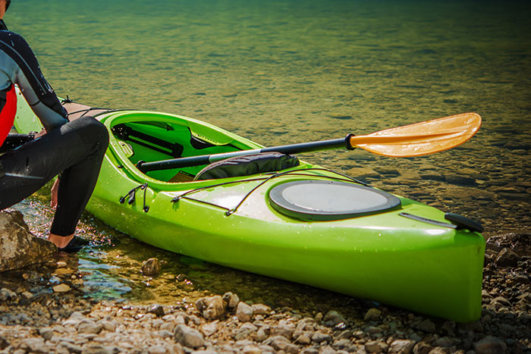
[349,113,482,157]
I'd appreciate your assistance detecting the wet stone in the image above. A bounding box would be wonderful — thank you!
[414,318,436,333]
[323,310,346,327]
[364,308,382,322]
[141,258,161,276]
[444,174,477,187]
[53,283,72,293]
[147,304,165,317]
[374,167,400,177]
[474,336,507,354]
[495,248,520,267]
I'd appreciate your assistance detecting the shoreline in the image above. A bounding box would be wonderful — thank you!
[1,231,529,353]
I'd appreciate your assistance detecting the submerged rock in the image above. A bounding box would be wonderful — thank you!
[0,210,56,272]
[141,258,161,276]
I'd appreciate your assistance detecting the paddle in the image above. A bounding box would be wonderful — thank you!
[136,112,481,173]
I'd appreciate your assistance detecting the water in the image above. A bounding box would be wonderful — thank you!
[7,0,530,303]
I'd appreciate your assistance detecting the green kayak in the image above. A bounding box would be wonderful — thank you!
[13,90,485,322]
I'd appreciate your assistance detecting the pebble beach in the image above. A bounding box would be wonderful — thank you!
[0,228,529,353]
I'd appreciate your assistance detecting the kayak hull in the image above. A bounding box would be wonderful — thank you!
[14,90,485,322]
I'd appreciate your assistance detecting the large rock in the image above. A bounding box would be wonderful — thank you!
[0,211,56,272]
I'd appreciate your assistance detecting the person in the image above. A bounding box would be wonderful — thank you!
[0,0,109,252]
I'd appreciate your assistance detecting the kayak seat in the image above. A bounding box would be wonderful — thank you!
[194,152,300,180]
[112,124,184,158]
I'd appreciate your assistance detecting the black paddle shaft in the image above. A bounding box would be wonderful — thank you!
[137,135,353,172]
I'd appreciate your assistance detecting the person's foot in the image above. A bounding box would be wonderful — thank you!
[57,236,90,253]
[48,234,89,253]
[48,233,74,248]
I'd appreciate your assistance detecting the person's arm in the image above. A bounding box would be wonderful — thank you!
[0,31,68,131]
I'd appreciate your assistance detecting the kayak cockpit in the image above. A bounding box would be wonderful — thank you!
[104,111,290,183]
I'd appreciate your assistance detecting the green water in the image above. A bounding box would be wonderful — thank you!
[7,0,530,304]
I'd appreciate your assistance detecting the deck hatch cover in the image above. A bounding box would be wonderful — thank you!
[268,180,401,221]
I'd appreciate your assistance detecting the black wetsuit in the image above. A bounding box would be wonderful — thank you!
[0,21,109,236]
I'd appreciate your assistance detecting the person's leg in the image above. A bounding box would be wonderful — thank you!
[0,116,109,246]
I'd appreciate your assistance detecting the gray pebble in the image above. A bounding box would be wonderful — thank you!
[222,292,240,309]
[39,327,54,341]
[389,339,415,353]
[234,323,257,340]
[255,327,269,342]
[242,344,261,354]
[270,323,294,339]
[263,335,291,351]
[147,304,165,317]
[311,331,331,343]
[251,303,271,315]
[0,288,16,302]
[174,324,205,349]
[196,295,225,320]
[295,333,312,345]
[236,302,253,322]
[19,338,48,353]
[201,321,218,337]
[323,310,346,327]
[76,320,102,334]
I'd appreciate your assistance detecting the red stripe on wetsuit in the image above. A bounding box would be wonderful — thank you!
[0,85,17,146]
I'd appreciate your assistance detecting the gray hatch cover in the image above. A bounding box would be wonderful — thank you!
[268,180,401,221]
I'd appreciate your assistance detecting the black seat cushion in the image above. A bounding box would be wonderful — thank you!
[194,152,300,180]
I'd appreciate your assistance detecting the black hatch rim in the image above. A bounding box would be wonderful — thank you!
[268,180,401,221]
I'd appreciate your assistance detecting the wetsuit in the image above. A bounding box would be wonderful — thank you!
[0,21,109,236]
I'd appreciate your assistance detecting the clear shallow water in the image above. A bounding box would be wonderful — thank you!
[7,0,530,303]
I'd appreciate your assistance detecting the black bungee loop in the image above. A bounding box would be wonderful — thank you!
[119,183,150,212]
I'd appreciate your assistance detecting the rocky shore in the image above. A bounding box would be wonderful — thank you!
[1,212,529,353]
